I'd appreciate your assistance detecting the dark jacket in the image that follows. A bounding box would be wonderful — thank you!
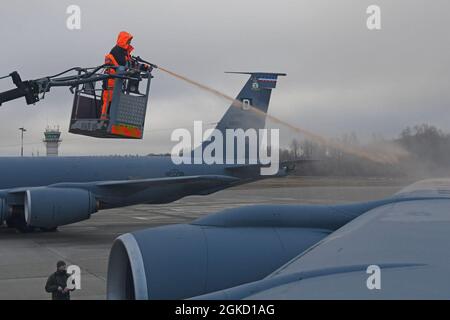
[45,271,71,300]
[110,45,129,66]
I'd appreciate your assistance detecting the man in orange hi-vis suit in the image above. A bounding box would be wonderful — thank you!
[100,31,151,120]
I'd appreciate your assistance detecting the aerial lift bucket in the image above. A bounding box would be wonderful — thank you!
[69,66,152,139]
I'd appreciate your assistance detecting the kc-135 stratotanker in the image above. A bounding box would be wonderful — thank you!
[0,68,293,232]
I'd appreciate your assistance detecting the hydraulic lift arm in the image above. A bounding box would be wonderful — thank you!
[0,71,42,105]
[0,62,155,107]
[0,60,158,139]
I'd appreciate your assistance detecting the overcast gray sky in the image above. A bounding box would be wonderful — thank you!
[0,0,449,156]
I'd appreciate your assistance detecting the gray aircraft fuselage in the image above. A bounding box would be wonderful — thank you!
[0,156,229,190]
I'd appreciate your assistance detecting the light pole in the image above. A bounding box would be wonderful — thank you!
[19,127,26,157]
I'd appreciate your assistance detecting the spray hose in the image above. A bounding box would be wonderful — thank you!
[140,60,407,164]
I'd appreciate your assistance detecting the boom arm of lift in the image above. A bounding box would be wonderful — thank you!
[0,60,156,107]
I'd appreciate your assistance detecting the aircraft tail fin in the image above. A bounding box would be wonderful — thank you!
[215,72,286,133]
[191,72,286,164]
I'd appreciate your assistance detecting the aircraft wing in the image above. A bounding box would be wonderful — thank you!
[94,175,239,192]
[193,179,450,299]
[48,174,240,205]
[1,174,241,231]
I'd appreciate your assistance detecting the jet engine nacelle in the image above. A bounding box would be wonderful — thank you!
[107,202,398,300]
[107,224,330,300]
[24,187,97,228]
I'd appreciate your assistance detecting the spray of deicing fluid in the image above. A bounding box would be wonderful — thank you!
[157,66,409,164]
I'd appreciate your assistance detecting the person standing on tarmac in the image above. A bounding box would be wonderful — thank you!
[45,260,73,300]
[100,31,152,120]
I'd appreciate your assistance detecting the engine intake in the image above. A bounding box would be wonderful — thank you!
[24,187,97,228]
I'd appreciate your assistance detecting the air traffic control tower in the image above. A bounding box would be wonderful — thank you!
[43,126,62,156]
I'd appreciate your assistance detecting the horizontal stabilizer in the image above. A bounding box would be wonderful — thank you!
[225,72,286,89]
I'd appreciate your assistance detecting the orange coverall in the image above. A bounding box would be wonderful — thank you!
[100,31,134,119]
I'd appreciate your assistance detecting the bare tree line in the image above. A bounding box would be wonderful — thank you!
[281,124,450,178]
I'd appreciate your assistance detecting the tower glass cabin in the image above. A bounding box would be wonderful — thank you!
[43,127,62,156]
